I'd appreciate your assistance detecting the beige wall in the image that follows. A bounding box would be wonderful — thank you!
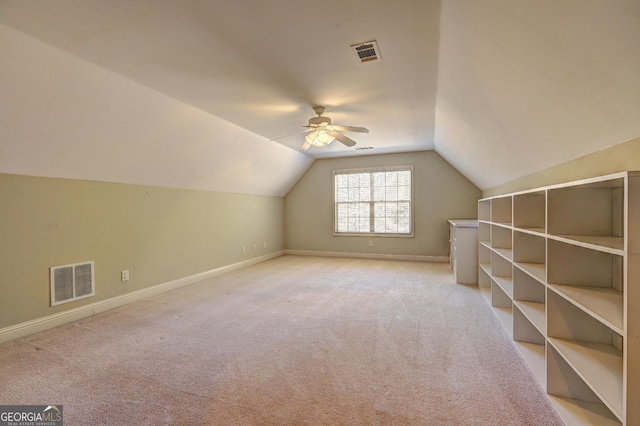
[483,137,640,197]
[284,151,481,257]
[0,173,284,329]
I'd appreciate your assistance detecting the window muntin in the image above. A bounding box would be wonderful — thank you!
[334,166,413,235]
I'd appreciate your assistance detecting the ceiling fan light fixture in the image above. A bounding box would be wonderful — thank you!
[305,129,335,146]
[268,106,366,151]
[318,130,335,144]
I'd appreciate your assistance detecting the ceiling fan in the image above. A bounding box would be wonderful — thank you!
[271,106,369,151]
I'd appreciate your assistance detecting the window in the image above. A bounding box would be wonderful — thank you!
[333,166,413,236]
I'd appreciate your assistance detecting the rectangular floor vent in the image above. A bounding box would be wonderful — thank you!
[50,261,95,306]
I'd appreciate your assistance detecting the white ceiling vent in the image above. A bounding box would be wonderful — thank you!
[354,146,374,150]
[351,40,381,63]
[50,261,95,306]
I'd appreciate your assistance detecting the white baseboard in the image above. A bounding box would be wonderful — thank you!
[0,251,284,345]
[284,249,448,263]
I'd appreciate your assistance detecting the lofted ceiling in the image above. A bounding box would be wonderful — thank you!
[1,0,639,194]
[0,0,440,157]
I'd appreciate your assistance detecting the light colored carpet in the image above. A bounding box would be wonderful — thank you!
[0,256,563,425]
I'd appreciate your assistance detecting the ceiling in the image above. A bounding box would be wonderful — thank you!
[0,0,439,157]
[1,0,639,193]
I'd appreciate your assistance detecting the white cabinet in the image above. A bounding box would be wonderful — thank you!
[448,220,478,285]
[478,171,640,426]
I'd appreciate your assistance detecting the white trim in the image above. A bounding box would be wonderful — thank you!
[284,249,448,263]
[0,251,284,345]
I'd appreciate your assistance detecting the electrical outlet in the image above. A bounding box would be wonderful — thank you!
[263,242,267,249]
[369,240,374,247]
[121,270,129,282]
[253,243,257,251]
[242,246,246,253]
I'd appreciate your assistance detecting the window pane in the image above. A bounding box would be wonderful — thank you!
[385,171,397,186]
[348,187,359,202]
[398,218,410,233]
[335,202,371,233]
[386,202,398,217]
[357,203,371,232]
[336,204,347,232]
[397,171,411,186]
[359,186,370,201]
[373,172,385,186]
[385,220,397,233]
[385,186,397,201]
[335,168,411,235]
[398,185,410,201]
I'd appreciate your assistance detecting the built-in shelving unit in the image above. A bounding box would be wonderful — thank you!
[477,171,640,426]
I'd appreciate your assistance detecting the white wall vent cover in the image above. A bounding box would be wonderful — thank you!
[351,40,381,63]
[50,261,95,306]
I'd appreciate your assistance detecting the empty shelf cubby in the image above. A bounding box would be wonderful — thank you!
[513,231,545,283]
[547,178,624,253]
[491,224,512,261]
[478,199,491,222]
[491,196,512,225]
[513,191,545,233]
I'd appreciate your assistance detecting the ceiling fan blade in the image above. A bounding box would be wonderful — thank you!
[300,140,312,151]
[270,128,312,142]
[330,131,357,147]
[332,125,369,134]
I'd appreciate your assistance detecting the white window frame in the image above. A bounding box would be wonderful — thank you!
[333,165,414,237]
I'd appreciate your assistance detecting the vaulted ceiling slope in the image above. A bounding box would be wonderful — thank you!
[0,23,312,197]
[0,0,439,197]
[1,1,639,195]
[436,0,640,189]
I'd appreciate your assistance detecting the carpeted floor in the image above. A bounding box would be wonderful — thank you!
[0,256,563,425]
